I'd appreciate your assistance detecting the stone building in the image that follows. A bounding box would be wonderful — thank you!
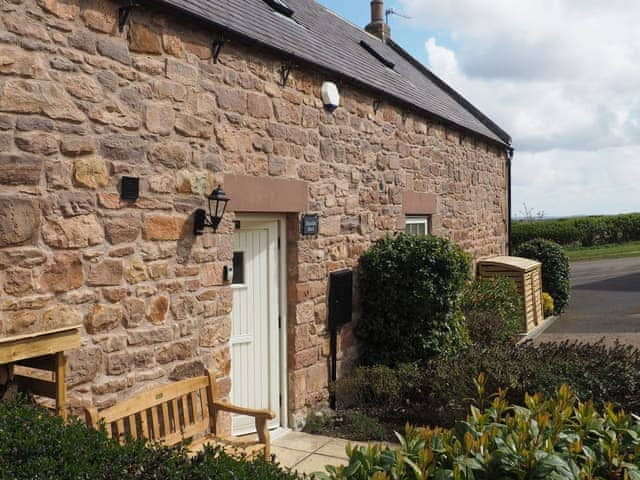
[0,0,512,431]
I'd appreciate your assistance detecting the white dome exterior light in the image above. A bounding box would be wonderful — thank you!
[321,82,340,111]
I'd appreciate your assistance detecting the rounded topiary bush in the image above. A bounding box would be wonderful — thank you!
[356,233,471,366]
[515,238,570,314]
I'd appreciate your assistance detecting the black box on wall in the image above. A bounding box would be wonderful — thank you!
[328,269,353,331]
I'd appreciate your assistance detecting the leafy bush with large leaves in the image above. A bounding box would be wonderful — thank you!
[320,381,640,480]
[356,233,471,366]
[334,340,640,430]
[515,238,570,314]
[0,397,299,480]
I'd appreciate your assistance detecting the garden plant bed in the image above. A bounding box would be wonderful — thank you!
[330,340,640,437]
[304,408,401,443]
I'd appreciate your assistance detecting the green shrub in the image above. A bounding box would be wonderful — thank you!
[340,412,385,441]
[461,277,524,344]
[356,233,471,366]
[333,364,402,410]
[320,383,640,480]
[334,341,640,429]
[542,291,554,316]
[512,213,640,248]
[463,310,511,347]
[0,397,299,480]
[515,238,570,314]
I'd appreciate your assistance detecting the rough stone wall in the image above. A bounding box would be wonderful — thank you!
[0,0,508,427]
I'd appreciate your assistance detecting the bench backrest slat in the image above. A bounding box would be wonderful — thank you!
[190,392,199,425]
[129,414,138,438]
[171,397,181,433]
[161,402,170,438]
[151,405,160,441]
[91,376,213,446]
[98,377,209,424]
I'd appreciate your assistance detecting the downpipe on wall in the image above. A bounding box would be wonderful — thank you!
[507,147,514,255]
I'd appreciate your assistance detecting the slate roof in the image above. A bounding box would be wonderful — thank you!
[156,0,511,146]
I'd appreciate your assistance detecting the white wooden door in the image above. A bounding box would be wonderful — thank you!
[231,220,280,434]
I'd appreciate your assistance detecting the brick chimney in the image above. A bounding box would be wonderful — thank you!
[365,0,390,42]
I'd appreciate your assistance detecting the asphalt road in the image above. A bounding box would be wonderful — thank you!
[535,256,640,347]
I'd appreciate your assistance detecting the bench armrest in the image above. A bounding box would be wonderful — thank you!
[212,401,275,456]
[85,406,100,427]
[212,401,276,420]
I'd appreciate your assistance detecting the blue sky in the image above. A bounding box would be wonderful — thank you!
[316,0,453,61]
[315,1,640,218]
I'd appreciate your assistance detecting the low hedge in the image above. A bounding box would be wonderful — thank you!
[334,340,640,430]
[512,212,640,248]
[0,398,299,480]
[356,233,471,366]
[512,218,582,247]
[322,383,640,479]
[515,238,570,314]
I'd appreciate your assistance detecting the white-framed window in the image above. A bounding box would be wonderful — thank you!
[405,216,430,236]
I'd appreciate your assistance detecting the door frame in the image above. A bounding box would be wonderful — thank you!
[232,214,288,431]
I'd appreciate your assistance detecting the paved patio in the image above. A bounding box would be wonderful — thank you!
[271,431,393,476]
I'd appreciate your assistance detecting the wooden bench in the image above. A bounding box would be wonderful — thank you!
[85,369,276,459]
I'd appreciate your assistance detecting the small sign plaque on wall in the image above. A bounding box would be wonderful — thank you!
[301,214,319,236]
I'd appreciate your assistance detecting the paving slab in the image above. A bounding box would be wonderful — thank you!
[271,432,348,476]
[315,438,350,458]
[293,452,346,476]
[273,431,333,452]
[271,445,310,468]
[272,431,398,477]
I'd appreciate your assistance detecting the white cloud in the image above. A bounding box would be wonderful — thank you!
[399,0,640,216]
[512,147,640,217]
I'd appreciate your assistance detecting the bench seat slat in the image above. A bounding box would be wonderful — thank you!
[188,436,266,459]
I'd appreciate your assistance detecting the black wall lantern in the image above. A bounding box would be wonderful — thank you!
[193,186,230,236]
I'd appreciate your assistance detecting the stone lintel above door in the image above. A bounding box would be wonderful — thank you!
[224,175,309,213]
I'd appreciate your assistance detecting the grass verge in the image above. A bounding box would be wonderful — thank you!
[564,240,640,262]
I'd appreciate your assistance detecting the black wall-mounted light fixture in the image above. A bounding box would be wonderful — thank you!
[194,186,230,236]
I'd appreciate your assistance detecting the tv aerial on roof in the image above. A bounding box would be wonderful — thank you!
[385,8,412,24]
